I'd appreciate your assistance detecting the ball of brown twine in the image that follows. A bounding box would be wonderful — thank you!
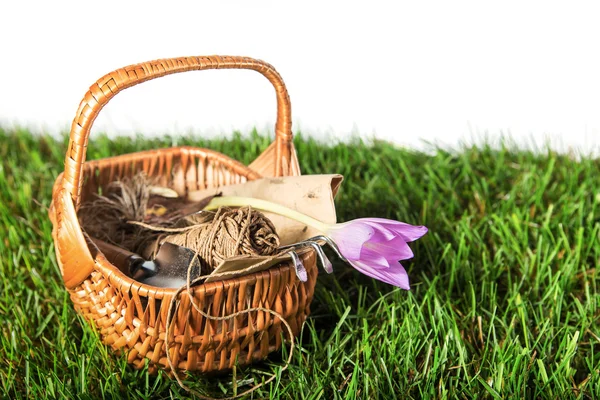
[141,206,280,271]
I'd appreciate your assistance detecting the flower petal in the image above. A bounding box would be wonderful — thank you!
[328,222,374,260]
[361,222,398,241]
[357,248,390,269]
[361,235,414,263]
[361,218,428,242]
[350,260,410,289]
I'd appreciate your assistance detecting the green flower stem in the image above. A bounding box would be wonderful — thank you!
[205,196,330,233]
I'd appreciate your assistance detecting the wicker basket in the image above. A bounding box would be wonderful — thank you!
[48,56,318,373]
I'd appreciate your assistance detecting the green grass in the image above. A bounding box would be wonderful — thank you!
[0,126,599,399]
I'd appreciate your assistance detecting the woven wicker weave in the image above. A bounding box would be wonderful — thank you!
[48,56,318,373]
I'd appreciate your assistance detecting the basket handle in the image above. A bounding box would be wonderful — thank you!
[62,55,298,208]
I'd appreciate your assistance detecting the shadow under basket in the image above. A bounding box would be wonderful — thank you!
[48,56,318,374]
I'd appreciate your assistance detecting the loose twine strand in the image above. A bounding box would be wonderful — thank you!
[131,206,294,399]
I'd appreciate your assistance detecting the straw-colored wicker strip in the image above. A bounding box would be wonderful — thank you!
[49,56,318,375]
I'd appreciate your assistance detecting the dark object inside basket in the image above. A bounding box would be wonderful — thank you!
[91,237,200,288]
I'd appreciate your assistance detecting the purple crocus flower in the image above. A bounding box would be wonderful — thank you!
[327,218,428,289]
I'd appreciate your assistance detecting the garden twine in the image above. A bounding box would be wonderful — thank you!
[131,206,280,271]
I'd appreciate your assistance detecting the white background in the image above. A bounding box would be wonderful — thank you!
[1,1,599,155]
